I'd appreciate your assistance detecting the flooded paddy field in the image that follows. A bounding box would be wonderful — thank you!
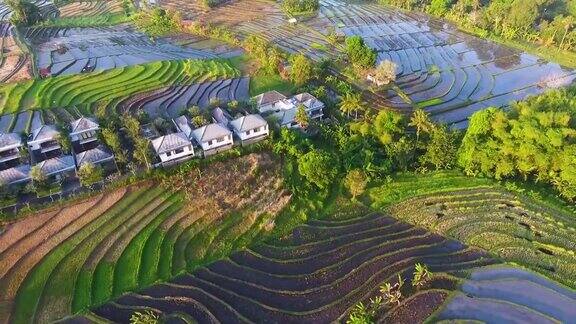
[161,0,576,128]
[315,0,575,127]
[26,25,220,77]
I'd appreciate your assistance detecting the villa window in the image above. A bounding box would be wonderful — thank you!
[175,148,184,154]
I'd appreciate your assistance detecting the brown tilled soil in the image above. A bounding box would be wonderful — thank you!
[0,33,32,83]
[0,209,60,254]
[0,187,128,304]
[0,197,99,279]
[169,0,282,25]
[59,0,123,17]
[162,152,289,223]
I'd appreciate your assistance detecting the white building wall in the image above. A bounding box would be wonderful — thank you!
[159,145,194,163]
[200,134,233,151]
[237,125,269,142]
[28,140,56,151]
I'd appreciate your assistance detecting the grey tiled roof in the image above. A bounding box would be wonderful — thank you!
[151,132,191,154]
[253,90,286,106]
[192,123,231,143]
[230,114,267,132]
[37,155,75,176]
[70,117,99,134]
[212,107,231,125]
[30,125,59,142]
[293,92,324,110]
[0,133,22,148]
[75,145,114,166]
[173,116,192,138]
[0,164,30,185]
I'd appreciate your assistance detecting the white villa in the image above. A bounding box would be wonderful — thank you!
[151,132,195,166]
[0,133,23,170]
[70,117,100,147]
[28,125,61,162]
[229,114,269,145]
[254,91,324,128]
[253,90,290,113]
[192,123,233,157]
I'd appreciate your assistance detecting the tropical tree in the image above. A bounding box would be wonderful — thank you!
[30,165,47,184]
[290,53,314,86]
[419,125,458,170]
[77,163,104,188]
[132,7,182,36]
[345,169,368,199]
[55,133,71,154]
[122,115,141,140]
[295,104,310,128]
[298,150,339,189]
[458,88,576,201]
[339,93,367,119]
[133,138,152,170]
[101,128,126,164]
[560,15,575,49]
[372,110,405,146]
[409,109,434,144]
[345,35,376,69]
[6,0,43,26]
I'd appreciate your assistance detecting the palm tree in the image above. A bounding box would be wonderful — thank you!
[560,15,575,50]
[339,93,367,119]
[409,109,434,144]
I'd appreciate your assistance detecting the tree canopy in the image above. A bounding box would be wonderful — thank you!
[345,36,377,70]
[458,88,576,200]
[298,150,339,189]
[6,0,43,26]
[132,8,182,36]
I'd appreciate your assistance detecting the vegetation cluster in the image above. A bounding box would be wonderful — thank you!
[379,0,576,52]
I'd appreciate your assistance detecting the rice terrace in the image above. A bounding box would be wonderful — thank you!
[0,0,575,323]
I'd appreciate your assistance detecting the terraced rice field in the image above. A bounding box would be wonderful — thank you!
[0,58,239,114]
[434,266,576,323]
[0,23,32,83]
[0,0,58,22]
[0,153,289,323]
[58,0,123,18]
[370,182,576,289]
[27,25,217,76]
[0,106,91,135]
[119,76,250,118]
[164,0,576,127]
[313,0,576,127]
[163,0,332,61]
[92,211,499,323]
